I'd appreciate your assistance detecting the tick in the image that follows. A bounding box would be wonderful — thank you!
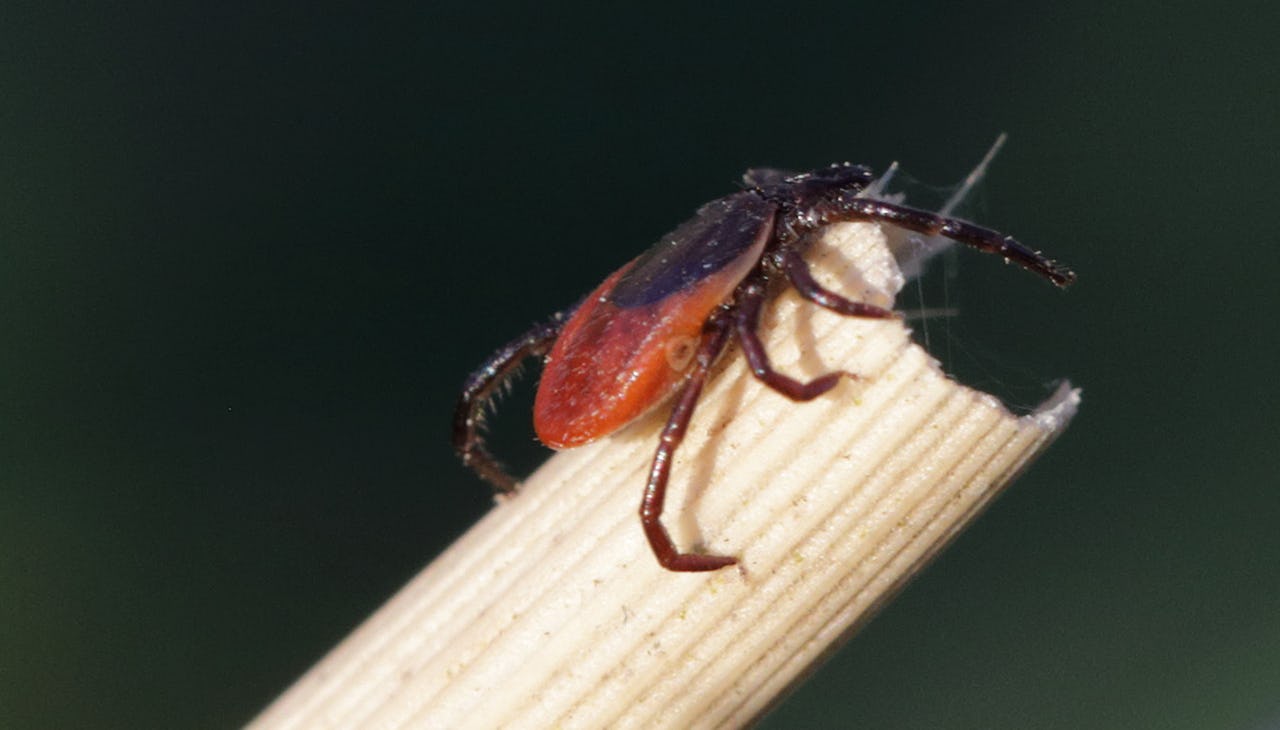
[453,161,1074,572]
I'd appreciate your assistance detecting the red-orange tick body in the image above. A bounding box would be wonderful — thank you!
[454,163,1074,572]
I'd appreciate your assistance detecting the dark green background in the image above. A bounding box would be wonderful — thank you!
[3,1,1277,727]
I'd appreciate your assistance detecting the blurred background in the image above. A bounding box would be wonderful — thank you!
[3,1,1277,727]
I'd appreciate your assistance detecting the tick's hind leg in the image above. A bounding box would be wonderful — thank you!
[453,314,567,494]
[732,278,850,401]
[820,196,1076,288]
[640,310,738,572]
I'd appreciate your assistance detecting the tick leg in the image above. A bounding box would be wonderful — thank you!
[818,196,1076,288]
[453,314,567,494]
[733,279,847,401]
[781,247,897,320]
[640,310,738,572]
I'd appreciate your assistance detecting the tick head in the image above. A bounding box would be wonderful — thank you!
[804,162,875,188]
[754,162,874,208]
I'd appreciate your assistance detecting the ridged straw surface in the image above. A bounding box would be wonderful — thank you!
[251,221,1079,730]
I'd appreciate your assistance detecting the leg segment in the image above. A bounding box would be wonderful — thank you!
[453,314,567,494]
[640,310,738,572]
[782,247,897,320]
[733,278,849,401]
[818,196,1076,288]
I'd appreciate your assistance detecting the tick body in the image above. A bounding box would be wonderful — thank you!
[454,161,1074,572]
